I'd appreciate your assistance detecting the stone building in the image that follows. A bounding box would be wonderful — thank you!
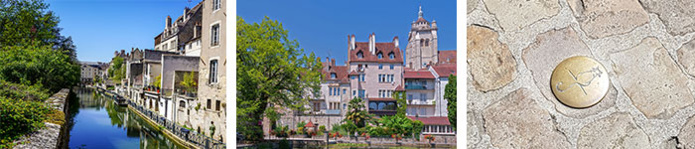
[347,33,404,117]
[405,6,438,70]
[193,0,226,142]
[80,62,101,84]
[154,1,203,55]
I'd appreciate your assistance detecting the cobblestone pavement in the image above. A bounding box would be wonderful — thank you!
[467,0,695,148]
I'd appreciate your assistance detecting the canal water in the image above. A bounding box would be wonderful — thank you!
[65,88,185,149]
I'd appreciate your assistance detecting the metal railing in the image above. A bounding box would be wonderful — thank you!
[97,88,226,149]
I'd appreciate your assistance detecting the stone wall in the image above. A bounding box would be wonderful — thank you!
[14,89,71,149]
[468,0,695,148]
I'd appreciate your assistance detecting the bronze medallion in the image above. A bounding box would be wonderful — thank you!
[550,56,609,108]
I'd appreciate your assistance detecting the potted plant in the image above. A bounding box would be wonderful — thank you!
[180,72,197,97]
[424,134,435,147]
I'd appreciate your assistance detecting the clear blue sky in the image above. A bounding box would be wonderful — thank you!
[46,0,204,62]
[238,0,457,65]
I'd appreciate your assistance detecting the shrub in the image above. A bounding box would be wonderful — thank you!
[318,125,326,132]
[0,97,52,147]
[0,80,50,101]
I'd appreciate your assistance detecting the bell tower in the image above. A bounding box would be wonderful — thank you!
[405,5,438,70]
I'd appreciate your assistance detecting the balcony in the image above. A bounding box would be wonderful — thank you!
[408,99,435,105]
[405,83,432,90]
[325,109,341,115]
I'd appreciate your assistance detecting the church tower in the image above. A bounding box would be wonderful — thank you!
[405,6,438,70]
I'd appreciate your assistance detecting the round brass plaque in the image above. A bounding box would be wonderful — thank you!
[550,56,609,108]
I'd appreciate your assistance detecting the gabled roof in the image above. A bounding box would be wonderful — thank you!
[438,50,456,64]
[321,65,349,83]
[407,116,450,125]
[348,42,403,63]
[432,64,456,77]
[404,68,435,79]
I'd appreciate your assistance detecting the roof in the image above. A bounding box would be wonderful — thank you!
[305,121,315,127]
[144,49,178,61]
[369,98,396,101]
[432,64,456,77]
[404,68,435,79]
[416,17,429,23]
[348,70,360,76]
[395,85,405,91]
[438,50,456,64]
[321,65,349,83]
[407,116,450,125]
[348,42,404,63]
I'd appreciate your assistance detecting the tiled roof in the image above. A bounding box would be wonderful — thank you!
[394,85,405,91]
[321,65,349,83]
[438,50,456,64]
[407,116,450,125]
[404,68,435,79]
[432,64,456,77]
[348,70,360,76]
[348,42,404,63]
[416,17,429,23]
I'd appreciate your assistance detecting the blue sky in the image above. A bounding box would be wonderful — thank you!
[238,0,457,65]
[46,0,204,62]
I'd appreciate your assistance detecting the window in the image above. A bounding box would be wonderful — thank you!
[215,100,221,111]
[421,93,427,101]
[390,64,394,70]
[343,89,346,95]
[209,60,218,83]
[179,100,186,108]
[389,52,395,59]
[378,64,383,69]
[207,99,212,109]
[211,24,220,46]
[357,51,364,58]
[360,74,365,82]
[353,90,356,96]
[330,73,337,79]
[213,0,221,10]
[377,52,383,59]
[329,88,332,95]
[351,76,356,80]
[425,39,429,46]
[369,102,377,110]
[358,90,365,98]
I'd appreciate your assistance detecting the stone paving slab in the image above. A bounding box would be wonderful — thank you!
[468,0,695,148]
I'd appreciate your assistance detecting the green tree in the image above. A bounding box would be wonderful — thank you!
[345,97,372,128]
[0,0,77,62]
[379,116,412,136]
[393,91,407,117]
[445,75,456,131]
[237,16,323,141]
[0,44,80,92]
[180,72,197,93]
[108,56,125,83]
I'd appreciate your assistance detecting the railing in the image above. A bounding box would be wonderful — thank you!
[408,99,435,105]
[404,84,431,90]
[325,109,341,115]
[369,110,397,116]
[97,88,226,149]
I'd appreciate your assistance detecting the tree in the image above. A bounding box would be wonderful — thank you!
[445,75,456,131]
[345,97,372,128]
[108,56,125,83]
[0,0,78,62]
[180,71,197,93]
[393,91,407,117]
[237,16,323,141]
[0,44,80,92]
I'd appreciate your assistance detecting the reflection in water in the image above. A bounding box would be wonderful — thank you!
[66,88,185,149]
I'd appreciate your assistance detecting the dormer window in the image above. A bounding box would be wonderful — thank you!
[377,52,383,59]
[330,73,337,79]
[388,52,395,59]
[357,51,364,58]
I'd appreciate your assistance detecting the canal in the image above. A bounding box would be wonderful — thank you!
[65,87,185,149]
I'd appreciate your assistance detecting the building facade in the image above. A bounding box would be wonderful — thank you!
[194,0,226,142]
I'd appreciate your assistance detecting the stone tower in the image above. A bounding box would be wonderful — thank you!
[406,6,438,70]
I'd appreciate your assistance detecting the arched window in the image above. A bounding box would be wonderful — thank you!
[369,102,377,110]
[420,39,424,47]
[385,102,396,110]
[378,102,386,110]
[357,51,364,58]
[388,52,395,59]
[179,100,186,108]
[377,52,383,59]
[330,73,337,79]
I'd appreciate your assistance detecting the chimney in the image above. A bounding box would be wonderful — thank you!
[349,35,355,50]
[369,33,375,54]
[393,36,399,47]
[331,59,335,66]
[183,7,190,21]
[166,15,172,29]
